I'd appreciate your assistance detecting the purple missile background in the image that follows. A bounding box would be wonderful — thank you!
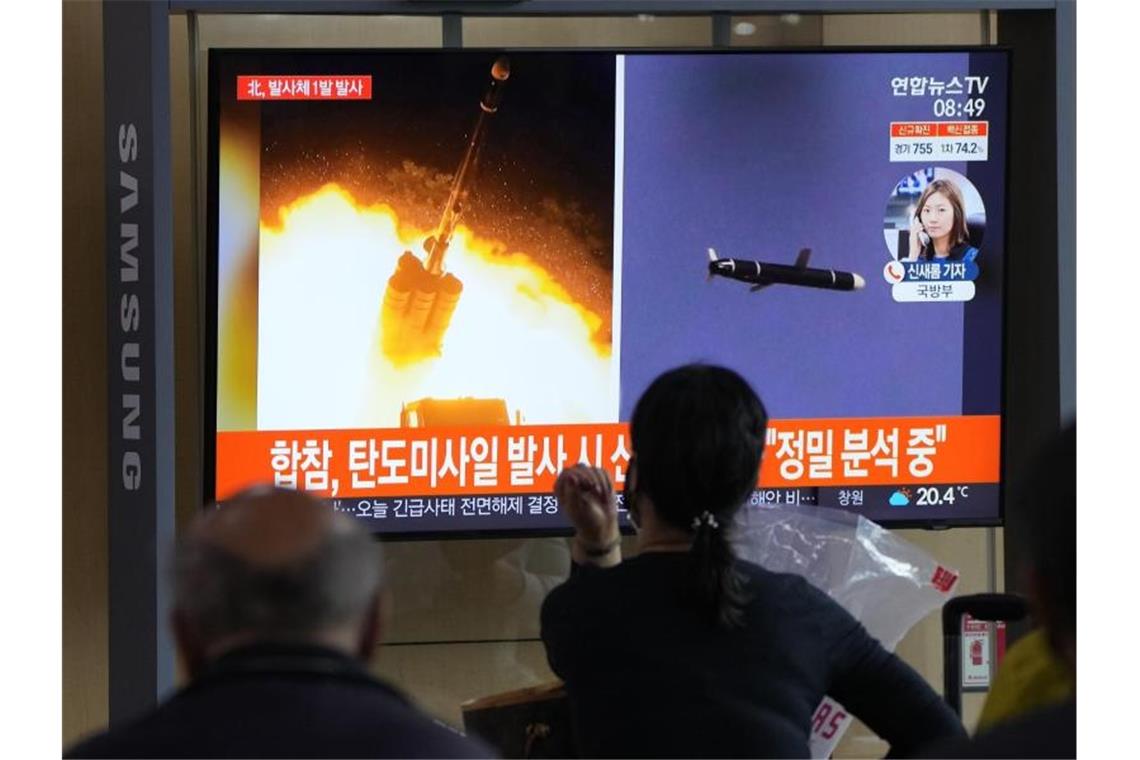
[618,52,996,421]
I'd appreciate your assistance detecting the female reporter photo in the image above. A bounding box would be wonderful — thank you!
[906,177,980,262]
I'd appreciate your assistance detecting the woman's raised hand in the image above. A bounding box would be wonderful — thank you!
[555,464,620,560]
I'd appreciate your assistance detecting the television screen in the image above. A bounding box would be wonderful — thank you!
[208,48,1008,535]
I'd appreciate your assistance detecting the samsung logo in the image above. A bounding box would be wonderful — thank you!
[118,123,142,491]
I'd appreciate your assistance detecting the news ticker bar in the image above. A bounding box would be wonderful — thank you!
[210,483,999,534]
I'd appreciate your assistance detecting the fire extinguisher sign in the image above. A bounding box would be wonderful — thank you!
[961,613,1007,690]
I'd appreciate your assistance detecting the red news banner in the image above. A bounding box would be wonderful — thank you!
[215,416,1000,500]
[237,75,372,101]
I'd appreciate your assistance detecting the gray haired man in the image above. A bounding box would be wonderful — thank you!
[67,487,494,759]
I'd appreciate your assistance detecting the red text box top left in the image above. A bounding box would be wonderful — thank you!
[237,75,373,101]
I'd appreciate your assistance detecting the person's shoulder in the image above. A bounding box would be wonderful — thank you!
[308,673,497,757]
[64,708,181,759]
[734,560,852,620]
[734,559,827,599]
[68,719,495,760]
[541,563,600,634]
[65,674,494,756]
[65,728,125,759]
[65,689,217,759]
[542,557,643,616]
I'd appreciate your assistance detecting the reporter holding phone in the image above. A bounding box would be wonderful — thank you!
[906,178,980,263]
[540,364,965,759]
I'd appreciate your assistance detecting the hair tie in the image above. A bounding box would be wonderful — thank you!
[691,511,720,531]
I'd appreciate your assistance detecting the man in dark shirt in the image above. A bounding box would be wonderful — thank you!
[66,486,493,759]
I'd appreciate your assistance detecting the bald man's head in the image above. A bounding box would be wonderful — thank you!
[173,487,383,667]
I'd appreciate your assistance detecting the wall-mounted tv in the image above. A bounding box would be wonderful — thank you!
[206,47,1009,536]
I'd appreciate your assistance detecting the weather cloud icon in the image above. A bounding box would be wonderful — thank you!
[889,489,912,507]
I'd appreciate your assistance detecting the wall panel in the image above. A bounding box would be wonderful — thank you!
[62,0,109,746]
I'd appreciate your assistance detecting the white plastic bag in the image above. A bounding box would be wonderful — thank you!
[733,504,960,758]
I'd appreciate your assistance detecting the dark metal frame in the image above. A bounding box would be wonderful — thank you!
[201,44,1012,540]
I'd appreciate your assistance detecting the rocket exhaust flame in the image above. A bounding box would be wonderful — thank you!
[258,183,612,429]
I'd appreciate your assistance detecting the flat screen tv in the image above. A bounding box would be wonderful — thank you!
[206,47,1009,536]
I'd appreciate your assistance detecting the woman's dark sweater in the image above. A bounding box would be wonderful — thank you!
[541,552,964,758]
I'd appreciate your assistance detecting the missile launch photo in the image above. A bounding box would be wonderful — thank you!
[214,52,618,432]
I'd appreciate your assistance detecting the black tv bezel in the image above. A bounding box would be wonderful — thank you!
[204,45,1012,541]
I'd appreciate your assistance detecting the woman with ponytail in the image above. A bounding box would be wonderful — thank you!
[541,364,964,758]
